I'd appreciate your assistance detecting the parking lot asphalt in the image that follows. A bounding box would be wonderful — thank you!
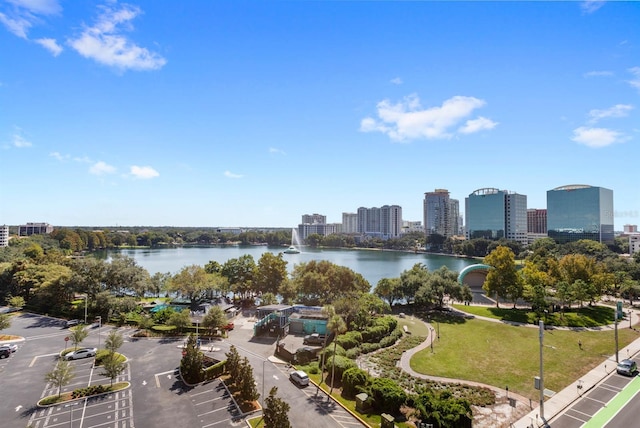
[1,312,363,428]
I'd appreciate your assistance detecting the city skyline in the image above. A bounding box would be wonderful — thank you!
[1,1,638,229]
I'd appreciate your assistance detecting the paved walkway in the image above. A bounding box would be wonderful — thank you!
[397,304,640,428]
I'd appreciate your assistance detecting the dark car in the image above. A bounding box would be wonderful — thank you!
[617,359,637,376]
[0,348,10,359]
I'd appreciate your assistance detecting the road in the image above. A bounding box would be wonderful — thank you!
[550,356,640,428]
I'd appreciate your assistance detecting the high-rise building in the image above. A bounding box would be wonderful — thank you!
[341,213,358,234]
[546,185,614,244]
[0,225,9,247]
[301,214,326,224]
[424,189,455,238]
[465,188,528,244]
[357,205,402,239]
[18,222,53,236]
[527,209,547,234]
[380,205,403,238]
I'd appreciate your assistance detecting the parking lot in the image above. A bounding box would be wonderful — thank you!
[0,312,365,428]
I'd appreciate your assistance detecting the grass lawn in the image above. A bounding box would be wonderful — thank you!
[452,303,617,327]
[410,316,640,400]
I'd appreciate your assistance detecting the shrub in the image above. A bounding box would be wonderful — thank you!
[345,347,361,359]
[335,331,363,350]
[360,342,380,354]
[320,344,346,360]
[341,367,370,398]
[204,360,226,381]
[367,377,407,415]
[325,355,358,383]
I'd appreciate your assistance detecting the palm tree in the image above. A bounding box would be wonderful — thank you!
[326,312,347,397]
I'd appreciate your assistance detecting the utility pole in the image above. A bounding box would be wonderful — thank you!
[615,303,619,363]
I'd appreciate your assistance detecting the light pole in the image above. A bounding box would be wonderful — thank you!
[538,320,544,421]
[262,359,268,409]
[430,328,434,353]
[77,295,88,325]
[629,310,633,329]
[65,401,80,427]
[615,304,619,363]
[96,316,102,349]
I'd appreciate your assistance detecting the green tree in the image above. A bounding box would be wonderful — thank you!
[263,386,291,428]
[290,260,370,306]
[255,252,288,296]
[70,325,89,350]
[6,295,25,309]
[45,359,74,397]
[225,345,241,381]
[104,330,124,354]
[373,277,403,307]
[167,309,192,332]
[0,313,10,331]
[180,333,204,384]
[237,356,260,403]
[483,246,521,308]
[221,255,256,299]
[327,313,347,397]
[100,353,126,387]
[520,261,550,320]
[202,306,227,335]
[168,265,216,311]
[399,263,431,304]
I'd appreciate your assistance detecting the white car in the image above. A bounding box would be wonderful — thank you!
[0,344,17,353]
[289,370,310,387]
[65,347,97,360]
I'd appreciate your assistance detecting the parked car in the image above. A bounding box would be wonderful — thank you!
[65,347,98,360]
[617,359,637,376]
[223,322,234,331]
[0,348,10,359]
[0,343,18,353]
[303,333,326,345]
[65,319,82,328]
[289,370,309,387]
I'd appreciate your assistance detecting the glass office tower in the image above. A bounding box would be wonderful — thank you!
[465,188,507,240]
[546,185,614,244]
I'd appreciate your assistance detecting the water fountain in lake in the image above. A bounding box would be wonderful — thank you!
[283,228,301,254]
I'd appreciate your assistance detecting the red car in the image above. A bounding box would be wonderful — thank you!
[223,322,234,331]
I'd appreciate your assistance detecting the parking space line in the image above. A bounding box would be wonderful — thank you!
[29,353,59,367]
[202,418,235,428]
[197,406,230,418]
[154,369,178,388]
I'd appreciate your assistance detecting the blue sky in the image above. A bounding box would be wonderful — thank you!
[1,0,638,229]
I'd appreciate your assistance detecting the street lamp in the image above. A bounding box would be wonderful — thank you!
[65,401,80,427]
[262,359,268,408]
[430,328,434,353]
[96,316,102,349]
[77,295,88,325]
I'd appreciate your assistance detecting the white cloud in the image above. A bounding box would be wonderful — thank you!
[0,0,61,38]
[390,77,403,85]
[360,94,495,141]
[269,147,286,155]
[628,67,640,92]
[572,126,628,148]
[588,104,633,123]
[35,37,62,56]
[584,70,613,78]
[12,133,32,147]
[49,151,68,161]
[68,3,166,71]
[224,170,243,179]
[90,161,116,175]
[581,0,606,14]
[458,116,498,134]
[130,165,159,179]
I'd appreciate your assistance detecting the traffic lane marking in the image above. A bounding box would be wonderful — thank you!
[154,369,178,388]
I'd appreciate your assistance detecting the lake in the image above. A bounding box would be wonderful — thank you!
[99,246,477,286]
